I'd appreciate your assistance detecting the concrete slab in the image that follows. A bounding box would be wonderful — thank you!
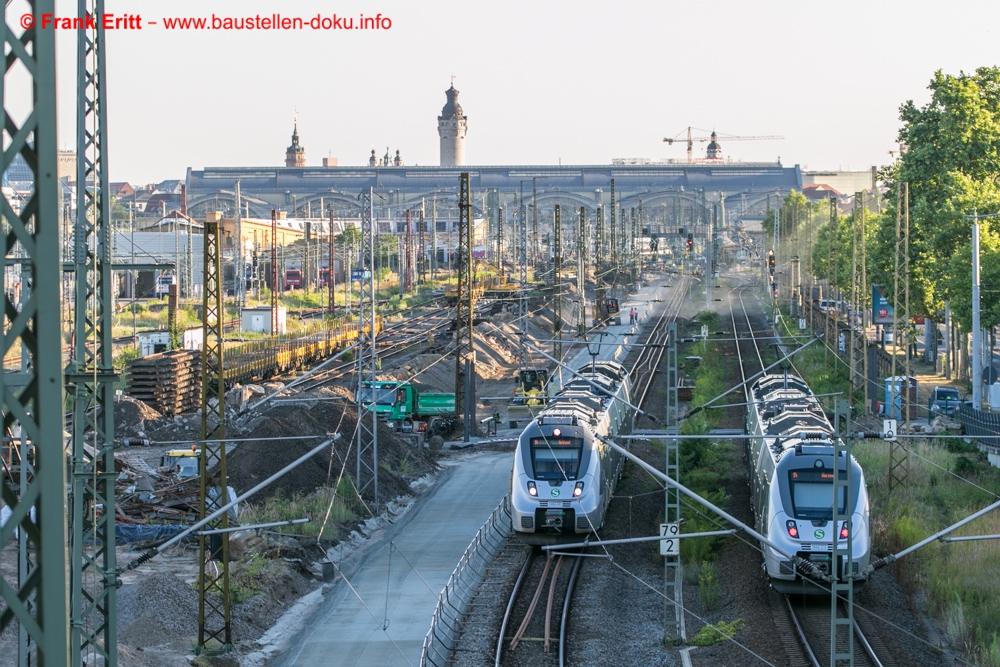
[276,451,512,667]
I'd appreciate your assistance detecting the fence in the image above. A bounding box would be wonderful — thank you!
[958,403,1000,449]
[420,496,512,667]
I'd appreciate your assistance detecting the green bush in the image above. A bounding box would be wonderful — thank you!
[688,619,744,647]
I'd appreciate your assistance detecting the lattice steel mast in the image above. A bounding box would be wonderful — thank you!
[454,174,474,436]
[68,1,118,661]
[831,400,855,665]
[553,205,562,364]
[849,193,867,404]
[664,322,684,642]
[404,210,414,293]
[357,189,379,507]
[889,183,910,493]
[197,214,232,653]
[1,2,70,663]
[518,190,528,370]
[578,207,586,337]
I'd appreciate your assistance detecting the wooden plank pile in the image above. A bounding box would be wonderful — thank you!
[127,349,202,415]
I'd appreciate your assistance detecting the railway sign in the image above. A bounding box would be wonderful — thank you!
[659,523,680,556]
[700,325,708,338]
[883,419,897,442]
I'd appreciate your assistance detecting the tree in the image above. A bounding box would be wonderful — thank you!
[877,67,1000,319]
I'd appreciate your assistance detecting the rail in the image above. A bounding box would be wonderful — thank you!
[420,496,513,667]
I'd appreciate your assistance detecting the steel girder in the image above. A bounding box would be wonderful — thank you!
[67,0,118,664]
[1,2,70,664]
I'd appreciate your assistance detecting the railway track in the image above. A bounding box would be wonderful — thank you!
[287,301,494,391]
[727,276,887,667]
[494,548,585,667]
[785,597,884,667]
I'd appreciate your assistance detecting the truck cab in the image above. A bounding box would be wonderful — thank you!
[356,380,401,419]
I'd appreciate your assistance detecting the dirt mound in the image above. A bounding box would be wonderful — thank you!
[114,395,164,438]
[225,403,437,504]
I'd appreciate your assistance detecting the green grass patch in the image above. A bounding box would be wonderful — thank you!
[240,482,361,542]
[687,618,745,646]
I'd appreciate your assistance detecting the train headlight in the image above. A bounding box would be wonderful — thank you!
[573,482,584,497]
[527,481,537,497]
[786,520,799,539]
[840,522,849,540]
[553,428,562,437]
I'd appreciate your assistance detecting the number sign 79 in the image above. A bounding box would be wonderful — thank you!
[660,523,679,556]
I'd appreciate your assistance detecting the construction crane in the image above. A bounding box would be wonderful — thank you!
[663,127,784,163]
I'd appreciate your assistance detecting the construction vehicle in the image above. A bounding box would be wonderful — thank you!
[160,447,201,478]
[506,368,551,429]
[593,295,622,327]
[356,380,403,419]
[386,383,456,436]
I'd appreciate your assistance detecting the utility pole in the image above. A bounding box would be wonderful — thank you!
[198,213,232,653]
[663,322,684,643]
[69,0,119,662]
[518,186,528,371]
[431,196,438,280]
[455,174,475,438]
[235,179,243,307]
[419,202,427,285]
[271,209,278,334]
[578,207,586,338]
[890,183,909,493]
[553,205,563,370]
[329,209,336,315]
[825,198,836,368]
[357,189,379,508]
[610,180,617,271]
[849,193,868,407]
[831,401,855,666]
[532,178,539,265]
[2,3,69,662]
[404,210,414,293]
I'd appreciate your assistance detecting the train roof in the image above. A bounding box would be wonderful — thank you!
[751,373,812,401]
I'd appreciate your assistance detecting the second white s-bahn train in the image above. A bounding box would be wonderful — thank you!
[510,361,633,543]
[746,373,871,594]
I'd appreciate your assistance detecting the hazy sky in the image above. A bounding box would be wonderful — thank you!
[25,0,1000,183]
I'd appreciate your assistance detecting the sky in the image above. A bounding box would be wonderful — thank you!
[13,0,1000,183]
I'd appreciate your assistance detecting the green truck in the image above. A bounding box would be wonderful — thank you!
[386,384,456,436]
[355,380,402,419]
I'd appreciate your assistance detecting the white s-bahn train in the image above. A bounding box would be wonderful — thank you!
[747,373,871,594]
[510,361,633,543]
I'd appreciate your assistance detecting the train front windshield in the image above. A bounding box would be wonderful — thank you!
[789,469,847,520]
[530,437,583,480]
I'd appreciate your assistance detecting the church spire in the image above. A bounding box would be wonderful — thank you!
[286,119,306,167]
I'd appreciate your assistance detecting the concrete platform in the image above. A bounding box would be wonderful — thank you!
[276,452,512,667]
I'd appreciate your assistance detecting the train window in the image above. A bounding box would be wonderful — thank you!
[530,437,583,480]
[788,469,847,520]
